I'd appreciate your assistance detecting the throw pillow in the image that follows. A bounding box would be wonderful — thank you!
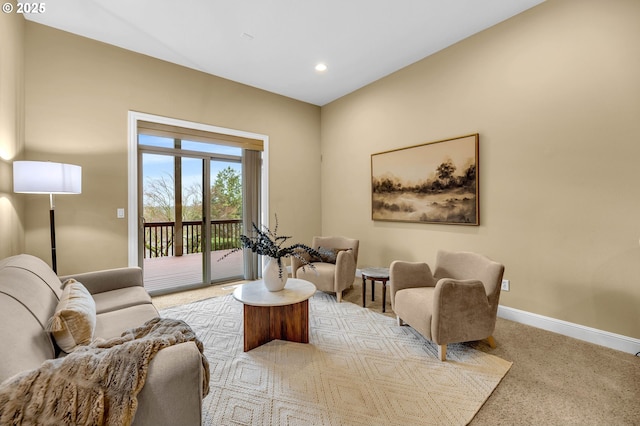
[46,278,97,352]
[310,247,353,264]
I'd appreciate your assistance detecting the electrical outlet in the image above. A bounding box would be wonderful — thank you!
[501,279,510,292]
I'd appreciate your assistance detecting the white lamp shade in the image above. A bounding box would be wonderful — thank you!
[13,161,82,194]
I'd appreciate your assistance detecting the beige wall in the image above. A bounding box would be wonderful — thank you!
[24,23,322,274]
[9,0,640,340]
[0,9,25,258]
[321,0,640,339]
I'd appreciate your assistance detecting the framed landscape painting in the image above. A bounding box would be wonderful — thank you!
[371,134,479,225]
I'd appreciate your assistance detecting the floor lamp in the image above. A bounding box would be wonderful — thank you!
[13,161,82,273]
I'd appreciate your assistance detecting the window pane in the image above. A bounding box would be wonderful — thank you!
[142,153,174,223]
[211,160,242,220]
[139,134,174,148]
[182,139,242,156]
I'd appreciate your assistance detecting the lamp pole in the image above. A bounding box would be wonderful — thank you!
[49,193,57,273]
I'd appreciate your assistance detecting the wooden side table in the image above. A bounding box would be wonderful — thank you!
[361,267,390,313]
[233,278,316,351]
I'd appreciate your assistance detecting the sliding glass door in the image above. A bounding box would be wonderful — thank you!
[208,157,244,282]
[138,135,244,295]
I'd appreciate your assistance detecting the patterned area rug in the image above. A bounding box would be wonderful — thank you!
[160,291,512,425]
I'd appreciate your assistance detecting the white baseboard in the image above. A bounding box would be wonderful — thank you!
[498,305,640,355]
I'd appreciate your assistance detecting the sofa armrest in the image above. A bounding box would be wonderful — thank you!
[59,267,144,295]
[334,250,356,290]
[133,341,207,426]
[431,278,493,344]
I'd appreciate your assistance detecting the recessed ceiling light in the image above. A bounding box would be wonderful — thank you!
[315,63,328,72]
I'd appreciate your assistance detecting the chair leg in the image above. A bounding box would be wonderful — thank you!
[397,316,404,326]
[336,291,342,303]
[487,335,497,348]
[438,344,447,361]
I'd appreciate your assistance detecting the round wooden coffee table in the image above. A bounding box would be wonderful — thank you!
[233,278,316,352]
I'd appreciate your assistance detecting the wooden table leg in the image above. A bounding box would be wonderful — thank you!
[243,304,271,351]
[243,300,309,352]
[270,299,309,344]
[382,280,387,313]
[362,276,366,307]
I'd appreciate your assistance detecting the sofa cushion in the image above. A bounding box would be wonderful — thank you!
[95,304,159,341]
[46,279,97,352]
[0,255,63,382]
[60,266,144,295]
[92,286,153,314]
[394,287,435,340]
[0,254,64,300]
[0,257,63,332]
[296,262,337,292]
[0,294,56,383]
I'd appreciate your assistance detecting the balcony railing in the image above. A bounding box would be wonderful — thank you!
[144,219,242,258]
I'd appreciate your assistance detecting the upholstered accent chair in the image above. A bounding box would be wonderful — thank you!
[390,250,505,361]
[291,236,359,302]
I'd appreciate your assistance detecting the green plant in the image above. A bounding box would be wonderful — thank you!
[218,215,324,278]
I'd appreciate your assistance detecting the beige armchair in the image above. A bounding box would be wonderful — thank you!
[292,236,359,302]
[390,250,505,361]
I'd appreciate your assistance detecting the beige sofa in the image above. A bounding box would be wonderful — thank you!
[0,254,206,425]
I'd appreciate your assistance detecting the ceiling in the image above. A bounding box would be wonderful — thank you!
[25,0,545,106]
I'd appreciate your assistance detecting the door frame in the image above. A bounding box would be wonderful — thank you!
[127,111,269,268]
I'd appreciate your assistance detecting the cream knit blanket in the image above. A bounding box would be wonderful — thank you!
[0,317,210,425]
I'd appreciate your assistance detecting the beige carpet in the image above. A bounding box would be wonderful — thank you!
[154,280,640,425]
[160,290,512,425]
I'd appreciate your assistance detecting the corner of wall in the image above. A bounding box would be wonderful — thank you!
[0,9,26,257]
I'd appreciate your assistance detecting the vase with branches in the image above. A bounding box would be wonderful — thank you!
[219,215,325,291]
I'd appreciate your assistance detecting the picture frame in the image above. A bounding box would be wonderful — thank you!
[371,133,479,225]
